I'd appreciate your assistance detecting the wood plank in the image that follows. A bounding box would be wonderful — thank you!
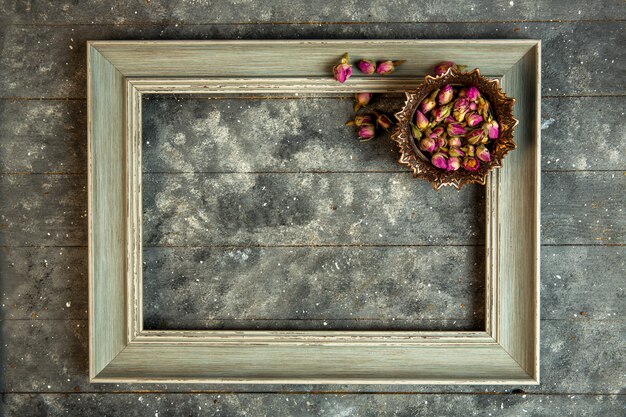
[0,99,86,174]
[2,393,624,416]
[0,22,623,98]
[1,319,622,392]
[141,172,487,246]
[1,0,624,24]
[142,246,485,331]
[542,171,626,245]
[1,245,621,322]
[3,95,623,175]
[87,46,127,378]
[1,171,621,247]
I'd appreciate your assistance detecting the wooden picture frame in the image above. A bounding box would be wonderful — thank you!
[88,40,541,384]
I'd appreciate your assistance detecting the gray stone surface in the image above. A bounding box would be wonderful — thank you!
[1,1,625,415]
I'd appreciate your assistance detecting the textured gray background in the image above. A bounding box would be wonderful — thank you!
[1,1,625,416]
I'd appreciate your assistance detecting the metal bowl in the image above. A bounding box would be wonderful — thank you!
[390,67,518,190]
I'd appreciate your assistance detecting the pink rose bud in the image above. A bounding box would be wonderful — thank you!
[429,127,444,139]
[333,53,353,83]
[462,145,475,157]
[432,103,453,123]
[465,112,483,127]
[376,60,405,75]
[453,98,469,122]
[463,156,480,172]
[438,85,454,105]
[469,102,478,111]
[345,114,374,126]
[447,156,461,171]
[448,137,462,147]
[415,110,429,130]
[486,119,499,139]
[447,123,467,136]
[431,152,448,169]
[419,137,437,153]
[420,98,436,114]
[467,86,480,101]
[376,112,393,130]
[434,137,447,151]
[476,145,491,162]
[353,92,373,112]
[357,59,376,75]
[357,124,375,140]
[445,115,456,124]
[466,128,485,145]
[434,61,455,76]
[449,147,465,157]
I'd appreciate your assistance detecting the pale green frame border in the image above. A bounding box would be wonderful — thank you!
[88,40,541,384]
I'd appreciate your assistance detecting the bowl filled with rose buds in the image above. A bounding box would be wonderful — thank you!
[390,62,518,190]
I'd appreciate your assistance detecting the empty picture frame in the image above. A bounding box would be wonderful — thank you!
[88,40,541,384]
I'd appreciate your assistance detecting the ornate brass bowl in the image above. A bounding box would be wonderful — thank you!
[390,67,518,190]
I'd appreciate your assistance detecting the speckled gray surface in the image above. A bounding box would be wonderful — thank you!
[0,1,625,415]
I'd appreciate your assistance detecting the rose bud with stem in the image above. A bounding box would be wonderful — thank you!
[373,110,393,131]
[345,114,374,127]
[357,124,376,141]
[376,60,406,75]
[333,52,353,83]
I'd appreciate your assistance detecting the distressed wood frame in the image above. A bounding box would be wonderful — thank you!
[88,40,541,384]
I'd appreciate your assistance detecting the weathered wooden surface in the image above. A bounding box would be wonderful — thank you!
[0,2,625,415]
[0,22,624,98]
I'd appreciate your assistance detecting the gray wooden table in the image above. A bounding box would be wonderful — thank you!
[0,1,624,415]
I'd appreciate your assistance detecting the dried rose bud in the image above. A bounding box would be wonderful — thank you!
[410,123,422,139]
[434,137,447,151]
[447,156,461,171]
[375,112,393,131]
[353,92,373,112]
[447,123,467,136]
[432,103,453,123]
[466,128,485,145]
[448,137,462,147]
[429,126,444,139]
[453,98,469,122]
[357,124,375,140]
[414,110,429,130]
[357,59,376,75]
[462,145,475,157]
[431,152,448,170]
[444,115,457,124]
[463,156,480,172]
[467,86,480,101]
[345,114,374,126]
[465,112,483,127]
[438,84,454,105]
[434,61,455,76]
[477,97,491,118]
[469,102,478,111]
[419,98,436,114]
[376,60,405,75]
[333,53,352,83]
[476,145,491,162]
[419,137,436,153]
[449,147,465,157]
[486,119,499,139]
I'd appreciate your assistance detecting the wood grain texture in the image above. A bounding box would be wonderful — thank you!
[87,46,127,378]
[2,22,623,98]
